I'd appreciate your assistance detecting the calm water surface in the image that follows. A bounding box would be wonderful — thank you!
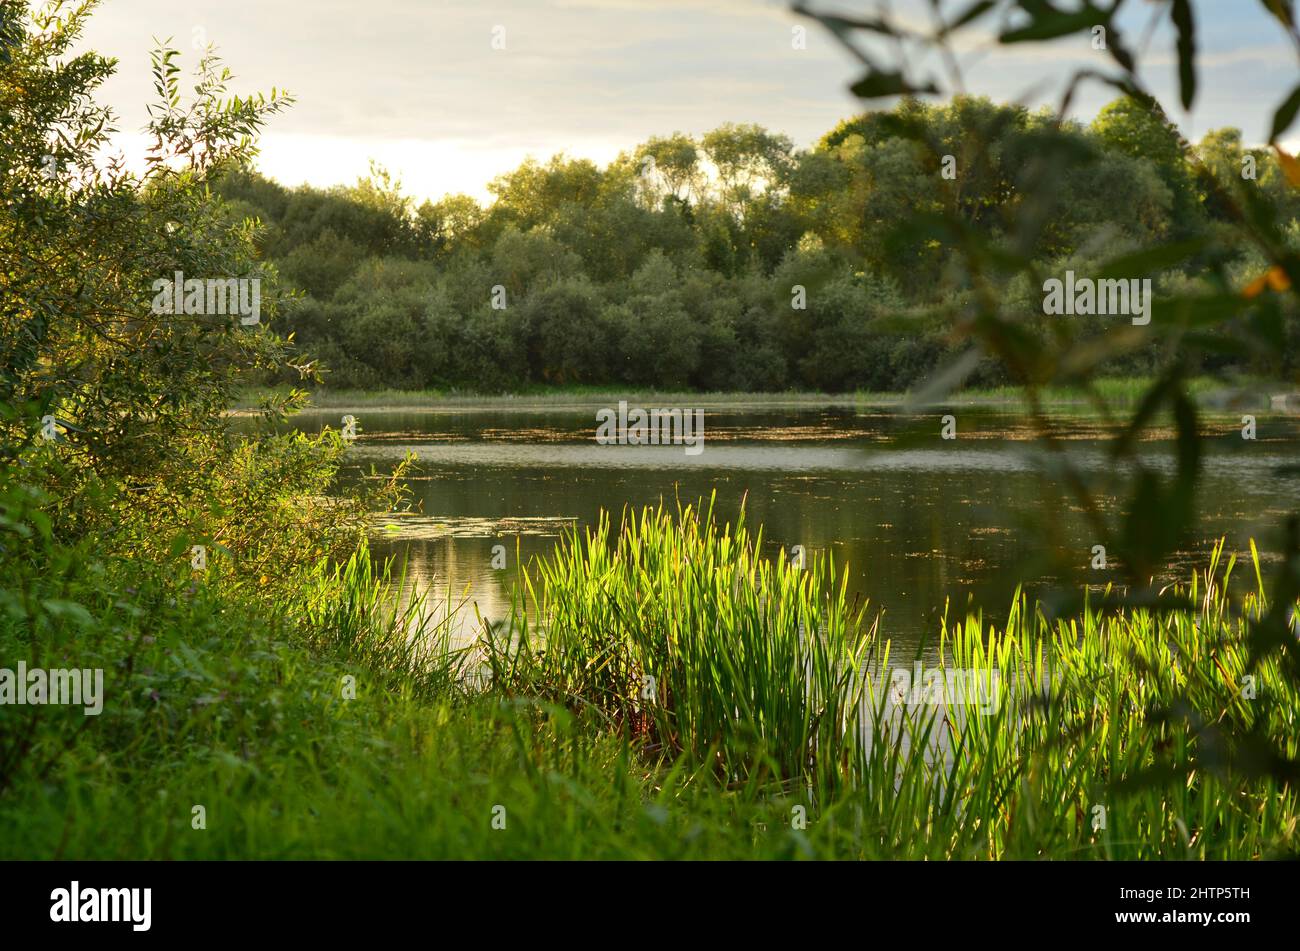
[283,401,1300,650]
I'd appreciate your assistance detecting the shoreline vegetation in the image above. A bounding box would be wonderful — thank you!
[6,0,1300,865]
[232,376,1290,414]
[5,499,1296,859]
[212,98,1300,400]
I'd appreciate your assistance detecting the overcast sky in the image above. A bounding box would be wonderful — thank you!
[77,0,1300,203]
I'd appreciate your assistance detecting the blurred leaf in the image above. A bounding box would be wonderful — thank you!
[817,12,899,37]
[1110,367,1181,462]
[1155,292,1250,328]
[1242,266,1292,298]
[1269,83,1300,142]
[904,347,985,408]
[940,0,997,37]
[41,599,95,627]
[1096,237,1208,281]
[1171,0,1197,110]
[1172,386,1201,489]
[1258,0,1296,29]
[1274,143,1300,186]
[849,70,939,100]
[1001,4,1107,43]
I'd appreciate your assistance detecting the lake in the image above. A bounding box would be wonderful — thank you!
[279,399,1300,652]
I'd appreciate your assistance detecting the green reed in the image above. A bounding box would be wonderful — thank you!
[486,502,1300,857]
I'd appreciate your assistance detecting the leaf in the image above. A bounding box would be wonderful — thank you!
[1273,143,1300,186]
[41,599,95,627]
[1269,84,1300,142]
[1258,0,1295,29]
[1242,266,1291,298]
[1001,7,1107,44]
[940,0,997,37]
[849,70,939,100]
[1171,0,1197,110]
[1095,237,1207,281]
[1157,292,1251,329]
[818,13,899,38]
[1110,367,1180,461]
[1121,469,1169,575]
[904,347,985,409]
[1171,386,1201,490]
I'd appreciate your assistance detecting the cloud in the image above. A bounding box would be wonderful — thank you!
[72,0,1300,196]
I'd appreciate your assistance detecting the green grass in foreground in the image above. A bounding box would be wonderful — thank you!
[2,497,1297,859]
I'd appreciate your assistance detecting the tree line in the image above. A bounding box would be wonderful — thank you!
[217,96,1300,393]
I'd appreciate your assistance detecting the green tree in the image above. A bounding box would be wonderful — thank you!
[701,122,794,219]
[0,1,298,499]
[1091,95,1206,240]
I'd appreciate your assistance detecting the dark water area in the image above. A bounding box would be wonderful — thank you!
[269,401,1300,649]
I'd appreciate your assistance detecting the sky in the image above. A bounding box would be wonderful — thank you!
[75,0,1300,204]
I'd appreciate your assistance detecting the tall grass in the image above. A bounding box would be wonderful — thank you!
[295,547,470,698]
[5,470,1295,857]
[486,502,1300,857]
[847,539,1299,858]
[485,498,877,798]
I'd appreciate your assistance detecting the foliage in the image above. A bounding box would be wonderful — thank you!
[488,501,1298,858]
[793,0,1300,812]
[211,81,1300,393]
[0,0,407,840]
[5,0,1300,862]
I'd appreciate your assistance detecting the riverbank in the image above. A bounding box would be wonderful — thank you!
[232,376,1275,414]
[4,499,1296,859]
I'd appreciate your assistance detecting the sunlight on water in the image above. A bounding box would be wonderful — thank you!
[274,404,1300,648]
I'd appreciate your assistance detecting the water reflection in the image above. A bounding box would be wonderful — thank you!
[270,403,1300,649]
